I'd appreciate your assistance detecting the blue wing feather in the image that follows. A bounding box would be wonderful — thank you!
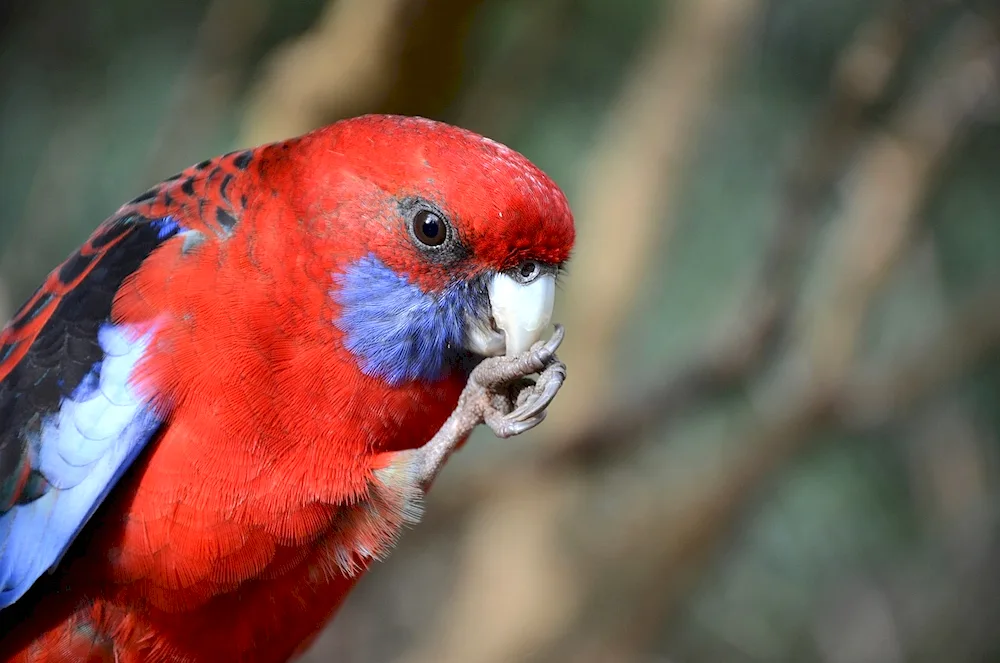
[0,215,180,610]
[0,325,159,606]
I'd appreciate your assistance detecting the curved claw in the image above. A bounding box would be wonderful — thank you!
[534,324,565,363]
[486,409,547,439]
[508,361,566,423]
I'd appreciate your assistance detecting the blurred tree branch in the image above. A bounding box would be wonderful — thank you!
[240,0,484,146]
[794,11,1000,388]
[564,11,1000,661]
[547,0,763,443]
[241,0,412,144]
[143,0,269,179]
[839,277,1000,429]
[570,275,1000,663]
[540,0,942,472]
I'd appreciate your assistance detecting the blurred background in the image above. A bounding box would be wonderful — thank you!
[2,0,1000,661]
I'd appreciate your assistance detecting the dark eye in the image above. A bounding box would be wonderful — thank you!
[413,209,447,247]
[518,260,540,282]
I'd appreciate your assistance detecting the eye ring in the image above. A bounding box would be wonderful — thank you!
[412,209,448,247]
[518,260,541,282]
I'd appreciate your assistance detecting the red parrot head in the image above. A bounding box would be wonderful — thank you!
[270,115,576,385]
[111,114,575,390]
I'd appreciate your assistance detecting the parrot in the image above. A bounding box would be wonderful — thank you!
[0,114,575,662]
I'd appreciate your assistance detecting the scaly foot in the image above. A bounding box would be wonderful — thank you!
[411,324,566,489]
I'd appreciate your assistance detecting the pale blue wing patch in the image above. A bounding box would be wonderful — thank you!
[0,324,161,609]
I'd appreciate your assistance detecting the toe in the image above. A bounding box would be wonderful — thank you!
[508,361,565,422]
[486,410,547,438]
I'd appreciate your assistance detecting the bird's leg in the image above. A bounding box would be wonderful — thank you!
[363,326,565,561]
[410,324,567,490]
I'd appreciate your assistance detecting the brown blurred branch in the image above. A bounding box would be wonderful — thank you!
[546,0,763,443]
[573,273,1000,663]
[566,12,1000,661]
[241,0,411,145]
[240,0,484,146]
[539,0,938,471]
[378,0,488,118]
[839,278,1000,429]
[143,0,269,179]
[796,11,1000,387]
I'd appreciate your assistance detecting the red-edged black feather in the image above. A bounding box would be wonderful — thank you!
[0,146,252,514]
[0,216,163,513]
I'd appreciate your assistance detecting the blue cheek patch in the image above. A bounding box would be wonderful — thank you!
[333,255,486,386]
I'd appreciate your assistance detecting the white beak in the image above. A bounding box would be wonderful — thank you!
[465,272,556,357]
[490,272,556,356]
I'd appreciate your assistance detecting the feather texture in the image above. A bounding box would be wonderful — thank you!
[333,254,488,385]
[0,325,157,607]
[0,216,184,609]
[0,115,575,662]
